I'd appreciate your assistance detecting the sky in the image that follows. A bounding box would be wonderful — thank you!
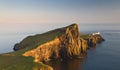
[1,0,120,53]
[0,0,120,25]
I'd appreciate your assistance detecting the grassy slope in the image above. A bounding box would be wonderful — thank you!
[0,27,65,70]
[0,54,47,70]
[17,27,64,54]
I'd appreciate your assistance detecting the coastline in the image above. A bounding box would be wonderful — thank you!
[0,24,104,70]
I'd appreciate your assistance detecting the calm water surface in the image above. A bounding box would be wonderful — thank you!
[45,30,120,70]
[0,23,120,70]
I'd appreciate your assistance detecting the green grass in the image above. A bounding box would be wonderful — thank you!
[80,34,92,39]
[0,30,63,70]
[0,53,48,70]
[0,26,66,70]
[16,27,65,54]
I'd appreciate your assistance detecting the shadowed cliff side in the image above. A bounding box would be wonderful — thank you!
[86,34,105,48]
[80,34,105,48]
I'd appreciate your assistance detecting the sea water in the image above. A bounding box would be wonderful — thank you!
[0,23,120,70]
[82,30,120,70]
[44,23,120,70]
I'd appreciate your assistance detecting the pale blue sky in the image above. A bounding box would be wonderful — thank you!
[0,0,120,24]
[1,0,120,54]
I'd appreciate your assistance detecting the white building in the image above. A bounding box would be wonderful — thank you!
[92,32,100,35]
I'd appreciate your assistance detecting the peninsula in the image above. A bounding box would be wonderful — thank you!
[0,24,104,70]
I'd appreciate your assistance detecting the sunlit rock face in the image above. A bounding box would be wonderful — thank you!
[22,24,88,62]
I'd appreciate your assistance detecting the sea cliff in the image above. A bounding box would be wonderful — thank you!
[14,24,104,62]
[0,23,104,70]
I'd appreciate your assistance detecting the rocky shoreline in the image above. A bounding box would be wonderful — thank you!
[80,34,105,49]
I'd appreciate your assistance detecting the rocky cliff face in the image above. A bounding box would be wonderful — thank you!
[14,24,104,63]
[23,24,87,62]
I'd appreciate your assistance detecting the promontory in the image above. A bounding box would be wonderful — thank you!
[0,23,104,70]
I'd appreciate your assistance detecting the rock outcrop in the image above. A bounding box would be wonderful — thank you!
[83,34,105,48]
[13,24,104,63]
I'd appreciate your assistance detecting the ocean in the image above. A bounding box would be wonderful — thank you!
[0,23,120,70]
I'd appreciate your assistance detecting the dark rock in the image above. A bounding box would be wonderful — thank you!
[83,34,105,48]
